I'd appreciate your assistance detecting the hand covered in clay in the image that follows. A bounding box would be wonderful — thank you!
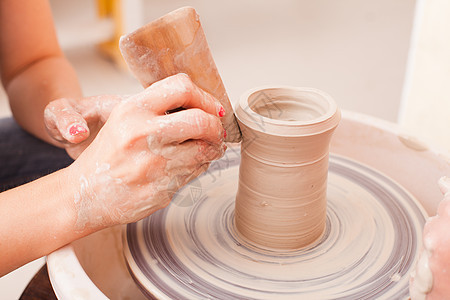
[44,94,126,159]
[410,176,450,300]
[66,74,226,230]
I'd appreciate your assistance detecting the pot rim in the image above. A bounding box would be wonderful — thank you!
[235,86,340,137]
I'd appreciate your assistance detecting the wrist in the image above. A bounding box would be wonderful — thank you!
[64,160,119,234]
[59,164,103,236]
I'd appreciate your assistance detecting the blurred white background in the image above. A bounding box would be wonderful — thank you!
[0,0,417,298]
[0,0,415,121]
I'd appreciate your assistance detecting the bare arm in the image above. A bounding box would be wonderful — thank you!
[0,168,91,276]
[0,0,82,147]
[0,74,226,276]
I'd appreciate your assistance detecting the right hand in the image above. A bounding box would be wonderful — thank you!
[66,74,226,231]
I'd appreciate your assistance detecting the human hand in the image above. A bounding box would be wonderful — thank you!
[44,94,125,159]
[66,74,226,231]
[410,176,450,300]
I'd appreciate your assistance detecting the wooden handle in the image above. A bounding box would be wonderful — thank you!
[119,7,241,143]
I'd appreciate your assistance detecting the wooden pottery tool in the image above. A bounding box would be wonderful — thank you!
[119,7,241,143]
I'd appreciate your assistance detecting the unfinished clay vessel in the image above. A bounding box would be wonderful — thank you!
[234,86,341,249]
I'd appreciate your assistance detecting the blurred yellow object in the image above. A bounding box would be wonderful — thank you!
[96,0,126,68]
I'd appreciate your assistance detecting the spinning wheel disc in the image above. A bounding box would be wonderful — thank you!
[124,153,427,299]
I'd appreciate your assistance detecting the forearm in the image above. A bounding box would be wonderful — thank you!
[0,167,95,276]
[6,55,83,147]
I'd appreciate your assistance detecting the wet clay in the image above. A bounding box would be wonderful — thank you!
[124,153,426,299]
[119,7,241,143]
[234,87,341,249]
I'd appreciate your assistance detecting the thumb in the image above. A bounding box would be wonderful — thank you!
[44,98,90,144]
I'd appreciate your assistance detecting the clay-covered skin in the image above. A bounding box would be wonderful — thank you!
[410,176,450,299]
[68,74,226,230]
[44,94,125,159]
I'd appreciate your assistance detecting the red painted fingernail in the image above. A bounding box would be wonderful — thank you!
[223,130,227,138]
[218,106,225,117]
[69,124,88,136]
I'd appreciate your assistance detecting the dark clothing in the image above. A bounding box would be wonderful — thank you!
[0,117,73,192]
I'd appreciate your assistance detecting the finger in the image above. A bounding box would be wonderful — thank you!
[130,73,225,117]
[166,162,211,200]
[78,94,125,123]
[178,162,211,188]
[148,140,225,170]
[437,195,450,217]
[151,108,225,145]
[423,216,448,252]
[438,176,450,195]
[44,98,90,144]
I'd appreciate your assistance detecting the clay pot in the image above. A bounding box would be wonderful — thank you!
[234,86,341,250]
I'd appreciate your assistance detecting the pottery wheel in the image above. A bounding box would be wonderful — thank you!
[124,150,427,299]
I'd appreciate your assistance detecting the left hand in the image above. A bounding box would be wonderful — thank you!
[410,177,450,300]
[44,95,125,159]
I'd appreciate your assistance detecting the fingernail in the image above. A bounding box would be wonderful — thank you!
[223,129,227,139]
[69,124,88,136]
[218,106,225,117]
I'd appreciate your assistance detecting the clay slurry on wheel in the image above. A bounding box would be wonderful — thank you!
[124,154,427,299]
